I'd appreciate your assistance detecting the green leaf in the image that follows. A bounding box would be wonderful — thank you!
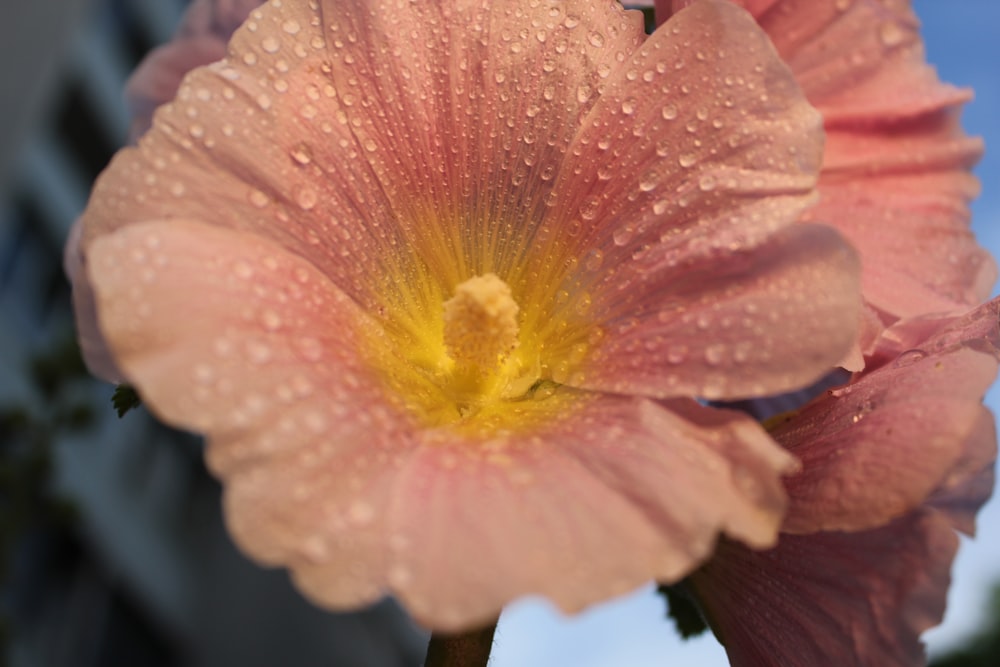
[111,384,141,418]
[657,582,708,640]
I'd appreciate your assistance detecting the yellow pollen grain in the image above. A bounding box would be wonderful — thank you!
[442,273,520,370]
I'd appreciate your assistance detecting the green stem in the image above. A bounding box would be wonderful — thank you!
[423,618,498,667]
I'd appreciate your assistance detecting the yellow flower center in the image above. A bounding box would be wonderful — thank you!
[366,236,598,432]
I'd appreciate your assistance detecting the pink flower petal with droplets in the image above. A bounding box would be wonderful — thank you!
[690,511,958,667]
[577,223,860,400]
[681,300,999,667]
[649,0,994,329]
[87,219,799,631]
[125,0,261,138]
[771,302,1000,534]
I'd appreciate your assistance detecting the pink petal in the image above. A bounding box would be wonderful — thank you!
[296,397,796,631]
[772,298,1000,533]
[690,511,958,667]
[774,345,998,534]
[84,0,411,316]
[927,407,997,536]
[64,219,123,381]
[303,0,646,288]
[575,223,861,401]
[86,219,798,631]
[125,0,262,138]
[533,0,863,400]
[653,0,993,320]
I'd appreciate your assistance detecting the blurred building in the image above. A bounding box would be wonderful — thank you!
[0,1,425,665]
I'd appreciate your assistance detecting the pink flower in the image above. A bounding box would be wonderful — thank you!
[686,299,1000,666]
[651,0,996,352]
[68,0,863,630]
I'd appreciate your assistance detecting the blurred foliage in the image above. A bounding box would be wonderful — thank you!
[1,334,91,658]
[931,582,1000,666]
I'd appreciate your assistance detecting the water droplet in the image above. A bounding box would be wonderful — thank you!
[262,36,280,53]
[248,188,269,208]
[578,195,600,220]
[678,153,697,168]
[347,501,375,525]
[260,309,282,330]
[698,174,716,191]
[587,31,605,48]
[878,21,904,47]
[612,225,634,246]
[282,19,301,35]
[246,341,272,364]
[892,349,927,368]
[584,249,604,272]
[704,344,725,366]
[621,97,637,115]
[290,143,313,165]
[296,187,318,210]
[638,170,658,192]
[296,337,323,361]
[661,104,678,120]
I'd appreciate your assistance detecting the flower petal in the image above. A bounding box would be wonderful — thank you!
[775,346,998,534]
[64,219,124,381]
[543,0,825,259]
[690,511,958,667]
[653,0,993,321]
[126,0,262,138]
[927,407,997,536]
[83,0,415,316]
[527,0,863,399]
[312,0,645,286]
[574,223,861,401]
[772,298,1000,533]
[294,396,796,631]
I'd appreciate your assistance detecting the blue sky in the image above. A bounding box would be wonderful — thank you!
[491,2,1000,664]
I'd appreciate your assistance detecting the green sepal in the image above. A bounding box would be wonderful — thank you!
[111,384,141,418]
[657,581,709,640]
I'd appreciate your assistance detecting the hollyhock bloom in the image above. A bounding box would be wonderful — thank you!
[650,0,996,350]
[686,299,1000,666]
[67,0,864,629]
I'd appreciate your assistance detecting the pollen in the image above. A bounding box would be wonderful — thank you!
[442,273,520,370]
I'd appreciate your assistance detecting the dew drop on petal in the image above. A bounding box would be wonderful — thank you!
[248,188,269,208]
[296,187,318,210]
[579,195,600,220]
[878,21,904,46]
[348,501,375,525]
